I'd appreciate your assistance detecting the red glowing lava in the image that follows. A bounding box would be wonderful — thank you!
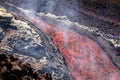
[22,14,120,80]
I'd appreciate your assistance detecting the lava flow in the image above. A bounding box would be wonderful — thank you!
[21,14,120,80]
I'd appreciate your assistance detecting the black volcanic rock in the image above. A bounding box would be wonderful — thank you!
[0,1,120,79]
[0,51,52,80]
[0,7,73,80]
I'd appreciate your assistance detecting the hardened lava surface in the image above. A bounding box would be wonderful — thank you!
[0,7,73,80]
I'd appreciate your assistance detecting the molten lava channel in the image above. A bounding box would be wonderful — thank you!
[22,14,120,80]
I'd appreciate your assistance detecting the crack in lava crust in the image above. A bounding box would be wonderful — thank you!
[21,14,120,80]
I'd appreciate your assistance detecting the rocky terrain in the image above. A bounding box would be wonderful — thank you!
[0,7,73,80]
[0,50,52,80]
[0,0,120,80]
